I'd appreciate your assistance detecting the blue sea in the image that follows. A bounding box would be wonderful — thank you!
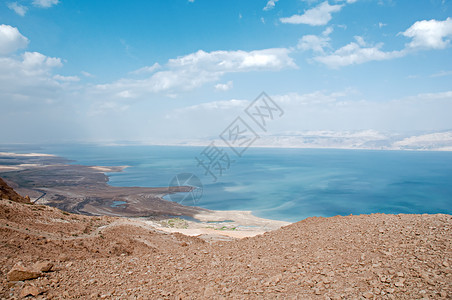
[6,144,452,222]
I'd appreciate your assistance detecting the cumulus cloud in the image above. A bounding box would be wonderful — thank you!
[305,19,452,68]
[7,2,28,16]
[95,48,296,98]
[298,27,333,54]
[0,52,62,79]
[22,51,62,70]
[167,48,295,71]
[298,35,330,53]
[0,25,29,55]
[401,18,452,50]
[0,25,67,103]
[298,31,403,68]
[280,1,343,26]
[263,0,278,11]
[32,0,59,8]
[0,51,64,103]
[313,37,404,68]
[215,81,233,91]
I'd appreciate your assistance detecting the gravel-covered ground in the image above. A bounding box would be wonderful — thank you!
[1,196,450,299]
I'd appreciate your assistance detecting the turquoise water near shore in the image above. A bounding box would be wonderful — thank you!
[8,145,452,222]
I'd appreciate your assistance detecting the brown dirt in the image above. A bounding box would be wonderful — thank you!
[1,197,450,299]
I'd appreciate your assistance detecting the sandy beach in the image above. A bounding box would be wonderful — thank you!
[142,210,290,240]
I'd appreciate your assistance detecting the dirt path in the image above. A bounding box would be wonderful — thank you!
[0,218,173,241]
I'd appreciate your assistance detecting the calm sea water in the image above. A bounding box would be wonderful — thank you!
[6,144,452,222]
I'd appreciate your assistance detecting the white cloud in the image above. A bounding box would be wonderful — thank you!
[314,39,403,68]
[322,26,333,35]
[298,27,333,54]
[0,25,29,55]
[298,29,403,67]
[401,18,452,50]
[95,48,296,97]
[130,63,161,75]
[263,0,278,11]
[81,71,94,78]
[7,2,28,16]
[54,74,80,82]
[280,1,343,26]
[168,48,295,71]
[308,18,452,68]
[22,51,62,70]
[0,51,64,103]
[177,99,248,112]
[215,81,233,91]
[298,35,331,53]
[430,70,452,78]
[32,0,59,8]
[0,24,74,106]
[116,90,135,98]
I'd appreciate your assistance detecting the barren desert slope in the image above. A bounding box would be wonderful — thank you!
[1,178,451,299]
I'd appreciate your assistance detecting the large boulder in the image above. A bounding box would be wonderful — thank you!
[7,262,42,282]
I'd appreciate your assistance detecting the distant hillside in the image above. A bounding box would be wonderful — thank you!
[0,177,30,204]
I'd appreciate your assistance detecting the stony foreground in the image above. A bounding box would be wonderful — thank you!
[0,198,451,299]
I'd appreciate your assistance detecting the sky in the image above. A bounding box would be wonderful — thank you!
[1,0,452,144]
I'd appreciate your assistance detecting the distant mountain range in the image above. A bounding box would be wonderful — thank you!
[253,130,452,151]
[160,130,452,151]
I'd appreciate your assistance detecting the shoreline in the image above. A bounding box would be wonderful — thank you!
[0,151,290,239]
[141,210,290,240]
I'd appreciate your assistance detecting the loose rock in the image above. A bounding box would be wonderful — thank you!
[7,262,42,282]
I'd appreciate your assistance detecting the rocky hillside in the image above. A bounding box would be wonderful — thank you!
[0,184,450,299]
[0,178,30,204]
